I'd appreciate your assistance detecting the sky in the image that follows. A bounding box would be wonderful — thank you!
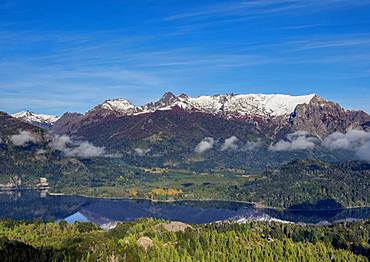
[1,0,370,115]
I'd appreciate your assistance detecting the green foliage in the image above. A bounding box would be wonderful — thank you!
[238,160,370,208]
[55,160,370,209]
[0,219,368,261]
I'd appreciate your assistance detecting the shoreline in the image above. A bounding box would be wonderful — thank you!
[47,190,370,212]
[2,188,369,211]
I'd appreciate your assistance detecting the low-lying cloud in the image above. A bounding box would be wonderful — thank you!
[268,129,370,161]
[134,148,151,156]
[356,142,370,161]
[49,134,72,151]
[10,130,38,147]
[195,137,214,154]
[323,129,370,150]
[323,129,370,161]
[242,139,262,151]
[64,141,105,158]
[269,131,318,152]
[48,134,105,158]
[221,136,239,151]
[36,149,46,155]
[220,136,261,151]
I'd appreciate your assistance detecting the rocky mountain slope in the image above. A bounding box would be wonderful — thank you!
[82,92,316,118]
[51,92,370,139]
[289,95,370,137]
[3,92,370,171]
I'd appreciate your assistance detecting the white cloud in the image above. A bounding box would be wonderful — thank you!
[323,129,370,161]
[356,141,370,161]
[221,136,239,151]
[105,153,123,158]
[269,131,318,152]
[220,136,261,152]
[242,139,262,151]
[165,0,364,22]
[48,134,72,151]
[48,134,105,158]
[195,137,214,154]
[64,141,105,158]
[134,148,151,157]
[10,130,37,146]
[323,129,370,150]
[36,149,46,155]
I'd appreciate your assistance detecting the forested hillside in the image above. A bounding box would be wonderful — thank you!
[0,219,368,261]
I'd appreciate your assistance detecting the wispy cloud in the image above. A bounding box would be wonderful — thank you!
[1,1,370,115]
[165,0,370,22]
[289,37,370,51]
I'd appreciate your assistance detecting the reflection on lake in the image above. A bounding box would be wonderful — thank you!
[0,190,368,226]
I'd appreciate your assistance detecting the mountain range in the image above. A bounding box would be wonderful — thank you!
[2,92,370,171]
[1,92,370,208]
[11,92,370,139]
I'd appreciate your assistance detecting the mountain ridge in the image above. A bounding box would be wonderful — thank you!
[9,92,370,141]
[12,111,60,129]
[86,92,318,118]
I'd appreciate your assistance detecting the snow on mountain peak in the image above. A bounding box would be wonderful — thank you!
[189,93,316,117]
[140,92,315,117]
[12,93,316,125]
[12,111,60,125]
[100,98,136,113]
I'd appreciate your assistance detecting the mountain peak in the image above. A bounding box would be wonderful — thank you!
[161,92,176,100]
[157,92,177,106]
[12,111,60,128]
[100,98,136,113]
[178,93,189,99]
[189,93,316,117]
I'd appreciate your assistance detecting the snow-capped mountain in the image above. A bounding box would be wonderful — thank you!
[87,92,317,118]
[99,98,136,113]
[12,111,60,128]
[189,93,316,117]
[15,92,369,139]
[86,98,138,119]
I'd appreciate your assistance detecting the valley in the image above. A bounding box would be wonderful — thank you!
[1,93,369,210]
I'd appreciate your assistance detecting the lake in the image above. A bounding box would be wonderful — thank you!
[0,190,368,227]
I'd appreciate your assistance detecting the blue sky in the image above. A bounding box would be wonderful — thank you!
[1,0,370,115]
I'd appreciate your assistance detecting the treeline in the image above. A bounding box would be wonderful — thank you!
[235,160,370,208]
[0,219,368,261]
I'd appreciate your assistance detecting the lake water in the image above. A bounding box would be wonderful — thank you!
[0,190,368,227]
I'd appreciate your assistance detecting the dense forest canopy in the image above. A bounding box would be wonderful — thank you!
[0,219,368,261]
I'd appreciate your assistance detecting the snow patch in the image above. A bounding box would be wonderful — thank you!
[100,98,136,113]
[13,111,59,125]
